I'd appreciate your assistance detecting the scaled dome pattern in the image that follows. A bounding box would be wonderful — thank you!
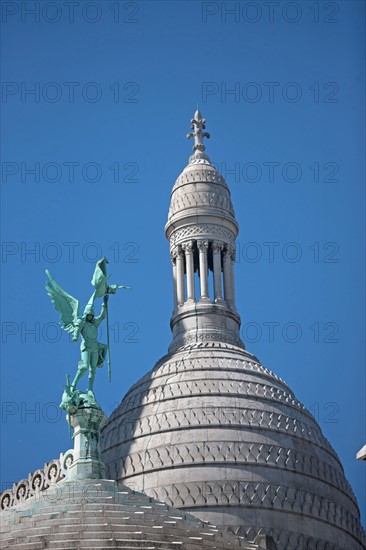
[101,112,366,550]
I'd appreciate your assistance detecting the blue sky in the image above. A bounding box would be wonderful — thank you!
[1,0,365,525]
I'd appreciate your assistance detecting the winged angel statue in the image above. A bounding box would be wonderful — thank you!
[45,257,130,413]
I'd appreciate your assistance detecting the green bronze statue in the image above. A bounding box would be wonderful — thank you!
[45,257,131,413]
[70,293,108,396]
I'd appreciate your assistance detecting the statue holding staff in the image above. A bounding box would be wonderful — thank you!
[45,257,131,412]
[70,292,108,398]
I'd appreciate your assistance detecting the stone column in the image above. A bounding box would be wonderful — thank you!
[229,246,236,308]
[197,240,209,301]
[183,242,195,302]
[176,247,185,305]
[223,246,234,306]
[212,241,223,302]
[66,407,107,480]
[171,251,178,311]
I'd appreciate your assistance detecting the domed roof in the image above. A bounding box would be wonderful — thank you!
[101,111,365,550]
[166,157,237,232]
[0,477,264,549]
[101,342,366,550]
[165,110,238,240]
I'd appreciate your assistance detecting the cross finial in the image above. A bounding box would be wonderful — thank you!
[187,109,210,155]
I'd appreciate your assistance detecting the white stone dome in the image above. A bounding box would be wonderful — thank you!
[101,111,366,550]
[166,157,237,232]
[101,342,365,550]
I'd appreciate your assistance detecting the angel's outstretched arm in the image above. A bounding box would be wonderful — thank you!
[94,303,107,327]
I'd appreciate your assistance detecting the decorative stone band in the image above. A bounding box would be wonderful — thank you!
[111,440,356,507]
[102,406,335,459]
[123,352,288,391]
[227,524,365,550]
[110,379,333,457]
[0,449,74,510]
[173,166,228,189]
[168,189,235,218]
[168,329,244,353]
[145,480,365,543]
[119,377,309,421]
[169,224,236,248]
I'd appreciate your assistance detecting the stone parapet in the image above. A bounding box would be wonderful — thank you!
[0,449,74,510]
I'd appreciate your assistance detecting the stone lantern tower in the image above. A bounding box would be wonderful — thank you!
[166,109,244,353]
[101,111,366,550]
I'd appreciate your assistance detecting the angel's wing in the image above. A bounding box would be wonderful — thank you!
[45,270,80,333]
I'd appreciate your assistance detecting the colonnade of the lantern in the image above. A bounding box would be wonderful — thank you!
[171,240,235,310]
